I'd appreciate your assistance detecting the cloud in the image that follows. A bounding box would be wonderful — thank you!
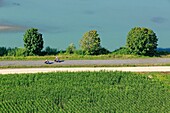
[151,17,167,24]
[0,18,68,34]
[83,10,95,15]
[25,23,69,34]
[12,2,21,6]
[0,24,26,32]
[0,0,21,7]
[0,0,5,7]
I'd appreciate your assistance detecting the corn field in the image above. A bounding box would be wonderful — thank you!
[0,71,170,112]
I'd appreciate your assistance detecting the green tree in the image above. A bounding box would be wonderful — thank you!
[0,47,7,56]
[23,28,44,56]
[126,27,158,56]
[80,30,101,55]
[45,46,58,55]
[66,43,76,54]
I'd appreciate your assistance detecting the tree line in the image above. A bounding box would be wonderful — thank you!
[0,27,168,57]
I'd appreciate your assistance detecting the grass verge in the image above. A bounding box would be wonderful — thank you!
[0,54,170,61]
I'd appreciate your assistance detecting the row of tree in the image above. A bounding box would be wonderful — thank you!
[0,27,159,56]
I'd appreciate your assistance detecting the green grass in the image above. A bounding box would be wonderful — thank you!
[1,53,170,61]
[1,72,169,112]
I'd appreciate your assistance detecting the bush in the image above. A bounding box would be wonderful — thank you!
[59,50,66,54]
[96,47,110,55]
[6,47,17,56]
[74,49,85,55]
[15,48,26,56]
[5,47,26,56]
[66,43,76,54]
[113,47,130,55]
[0,47,7,56]
[44,46,58,55]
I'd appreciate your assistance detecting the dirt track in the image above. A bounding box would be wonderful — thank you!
[0,66,170,74]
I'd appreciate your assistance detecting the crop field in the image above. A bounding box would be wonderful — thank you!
[0,72,170,112]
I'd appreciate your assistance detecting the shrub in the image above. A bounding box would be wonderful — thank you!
[15,48,26,56]
[0,47,7,56]
[97,47,110,55]
[44,46,58,55]
[113,47,130,55]
[74,49,85,55]
[6,47,17,56]
[66,43,76,54]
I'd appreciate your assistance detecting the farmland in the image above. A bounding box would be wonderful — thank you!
[0,71,170,112]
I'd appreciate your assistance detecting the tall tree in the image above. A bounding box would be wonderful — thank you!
[23,28,44,56]
[80,30,101,55]
[66,43,76,54]
[126,27,158,56]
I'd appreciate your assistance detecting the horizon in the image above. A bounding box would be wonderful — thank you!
[0,0,170,50]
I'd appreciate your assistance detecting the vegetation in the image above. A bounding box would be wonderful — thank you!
[0,49,170,62]
[0,47,25,56]
[0,47,7,56]
[0,27,169,58]
[80,30,101,55]
[66,43,76,54]
[43,46,58,55]
[112,47,130,55]
[23,28,44,56]
[126,27,158,56]
[1,72,169,112]
[0,53,154,61]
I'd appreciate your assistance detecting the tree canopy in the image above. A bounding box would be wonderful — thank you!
[126,27,158,56]
[66,43,76,54]
[23,28,44,56]
[80,30,101,55]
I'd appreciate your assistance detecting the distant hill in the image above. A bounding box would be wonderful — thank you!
[157,48,170,52]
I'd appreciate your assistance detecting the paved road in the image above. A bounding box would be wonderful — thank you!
[0,67,170,74]
[0,58,170,66]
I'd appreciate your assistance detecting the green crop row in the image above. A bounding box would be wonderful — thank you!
[0,72,170,112]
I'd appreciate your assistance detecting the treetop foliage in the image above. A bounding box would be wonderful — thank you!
[0,27,166,57]
[80,30,101,55]
[23,28,44,56]
[126,27,158,56]
[66,43,76,54]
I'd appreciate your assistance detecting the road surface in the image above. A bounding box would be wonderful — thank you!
[0,58,170,66]
[0,67,170,74]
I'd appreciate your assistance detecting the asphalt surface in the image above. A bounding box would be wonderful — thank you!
[0,58,170,66]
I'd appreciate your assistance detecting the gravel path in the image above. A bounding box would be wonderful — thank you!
[0,67,170,74]
[0,58,170,66]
